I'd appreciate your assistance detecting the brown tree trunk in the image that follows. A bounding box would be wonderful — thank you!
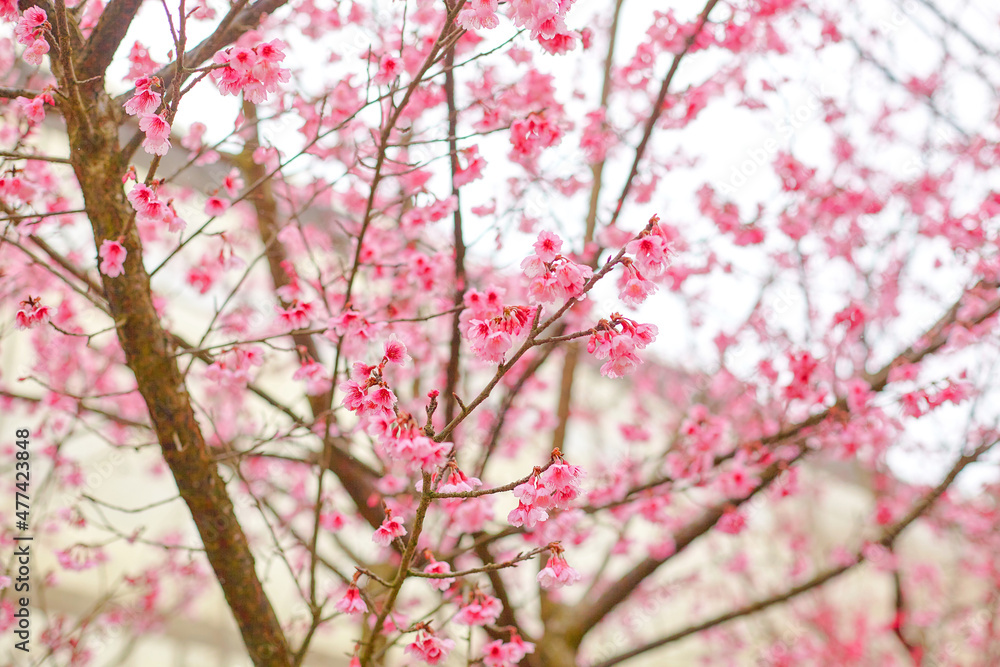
[51,49,293,667]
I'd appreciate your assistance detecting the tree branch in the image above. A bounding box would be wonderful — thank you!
[54,46,292,665]
[591,438,997,667]
[76,0,144,80]
[112,0,289,105]
[442,30,466,426]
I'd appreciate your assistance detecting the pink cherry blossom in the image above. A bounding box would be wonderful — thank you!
[372,510,406,546]
[16,93,54,125]
[138,113,171,155]
[335,586,367,615]
[99,239,127,277]
[532,230,562,262]
[422,559,455,592]
[457,0,499,31]
[124,77,162,116]
[276,300,315,331]
[15,296,51,330]
[405,630,455,665]
[455,592,502,626]
[14,26,48,71]
[537,552,581,589]
[204,195,229,216]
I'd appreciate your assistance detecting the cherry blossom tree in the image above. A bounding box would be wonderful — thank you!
[2,0,1000,665]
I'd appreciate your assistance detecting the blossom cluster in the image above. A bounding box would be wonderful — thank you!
[422,551,456,592]
[16,92,54,125]
[372,507,406,546]
[14,7,49,65]
[521,230,592,305]
[482,631,535,667]
[463,299,534,364]
[508,454,583,532]
[276,299,315,331]
[509,111,564,164]
[459,0,579,50]
[98,239,127,277]
[204,346,264,387]
[335,584,366,615]
[125,179,186,233]
[428,463,493,534]
[537,543,582,590]
[210,40,290,104]
[15,295,51,330]
[405,628,455,665]
[340,337,405,409]
[587,314,658,378]
[341,339,450,476]
[456,589,502,626]
[625,218,674,277]
[379,417,450,475]
[122,77,173,155]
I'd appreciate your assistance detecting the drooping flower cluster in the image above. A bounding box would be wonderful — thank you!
[340,363,398,421]
[624,217,674,277]
[422,551,455,592]
[586,314,658,378]
[14,7,50,65]
[16,92,54,125]
[458,0,578,47]
[203,346,264,387]
[15,295,51,330]
[464,304,534,364]
[98,239,127,277]
[275,300,315,331]
[122,77,172,155]
[616,260,657,307]
[210,40,290,103]
[123,76,162,116]
[372,507,406,546]
[455,589,502,626]
[536,543,582,589]
[341,339,448,473]
[509,111,564,165]
[137,113,171,156]
[457,0,499,31]
[405,627,455,665]
[508,473,551,529]
[482,630,535,667]
[521,230,592,305]
[125,178,186,232]
[378,413,450,474]
[335,584,367,615]
[507,0,577,41]
[508,450,583,529]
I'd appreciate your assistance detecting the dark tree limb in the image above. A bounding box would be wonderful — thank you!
[49,18,292,664]
[76,0,144,80]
